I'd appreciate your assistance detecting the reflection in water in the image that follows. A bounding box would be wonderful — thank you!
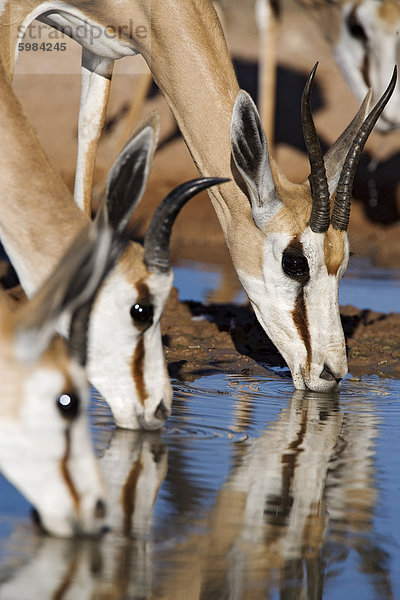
[0,376,398,599]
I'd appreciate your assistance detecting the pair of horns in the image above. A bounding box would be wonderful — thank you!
[302,62,397,233]
[143,177,229,273]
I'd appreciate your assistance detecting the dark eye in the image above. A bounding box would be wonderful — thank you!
[347,12,367,42]
[282,254,309,278]
[130,302,154,326]
[56,392,80,420]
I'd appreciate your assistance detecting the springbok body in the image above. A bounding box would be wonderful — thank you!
[0,52,223,429]
[0,0,395,392]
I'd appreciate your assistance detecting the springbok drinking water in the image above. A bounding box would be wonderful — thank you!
[0,183,134,538]
[0,52,225,429]
[0,1,396,393]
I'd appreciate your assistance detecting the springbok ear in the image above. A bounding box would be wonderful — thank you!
[318,89,372,196]
[105,111,160,236]
[14,216,113,365]
[231,90,282,230]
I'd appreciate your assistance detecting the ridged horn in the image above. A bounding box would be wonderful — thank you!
[301,62,331,233]
[331,66,397,231]
[143,177,229,273]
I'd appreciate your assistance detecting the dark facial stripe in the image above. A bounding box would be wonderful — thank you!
[121,459,143,536]
[131,279,151,405]
[285,236,312,372]
[60,428,80,511]
[292,288,312,374]
[136,279,152,305]
[132,336,146,406]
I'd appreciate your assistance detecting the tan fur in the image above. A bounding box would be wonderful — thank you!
[117,243,149,282]
[265,169,312,236]
[324,226,346,275]
[379,0,400,25]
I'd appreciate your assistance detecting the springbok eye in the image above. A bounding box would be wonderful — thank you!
[346,12,367,43]
[130,302,154,327]
[56,392,80,420]
[282,253,309,278]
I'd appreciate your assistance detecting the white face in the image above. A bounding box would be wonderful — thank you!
[334,0,400,132]
[238,227,349,392]
[86,264,173,430]
[0,362,105,537]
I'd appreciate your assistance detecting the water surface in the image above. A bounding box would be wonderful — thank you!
[0,373,399,599]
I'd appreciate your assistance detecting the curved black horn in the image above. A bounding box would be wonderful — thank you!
[143,177,230,273]
[331,66,397,231]
[302,62,331,233]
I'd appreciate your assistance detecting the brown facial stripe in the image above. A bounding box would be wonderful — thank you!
[135,279,152,306]
[284,236,312,372]
[132,336,146,406]
[285,235,305,259]
[121,459,143,536]
[131,279,152,405]
[292,290,312,375]
[60,428,80,512]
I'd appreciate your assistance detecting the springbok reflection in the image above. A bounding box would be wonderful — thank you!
[151,385,393,599]
[0,427,168,599]
[0,379,395,598]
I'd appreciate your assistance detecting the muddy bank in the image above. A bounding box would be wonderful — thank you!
[162,287,400,382]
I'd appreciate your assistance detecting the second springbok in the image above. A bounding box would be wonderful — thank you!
[0,185,135,537]
[0,53,225,429]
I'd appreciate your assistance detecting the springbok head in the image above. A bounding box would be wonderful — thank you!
[230,64,396,392]
[85,114,227,430]
[0,184,139,537]
[331,0,400,132]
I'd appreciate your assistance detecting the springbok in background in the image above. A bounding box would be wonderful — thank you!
[0,52,225,429]
[0,1,396,391]
[252,0,400,140]
[0,181,137,538]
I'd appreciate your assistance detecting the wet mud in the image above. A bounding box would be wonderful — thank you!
[162,287,400,382]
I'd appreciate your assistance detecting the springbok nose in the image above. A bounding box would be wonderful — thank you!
[320,363,342,384]
[154,400,170,421]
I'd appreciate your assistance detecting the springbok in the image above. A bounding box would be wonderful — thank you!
[0,1,396,391]
[0,185,135,538]
[252,0,400,139]
[0,51,225,429]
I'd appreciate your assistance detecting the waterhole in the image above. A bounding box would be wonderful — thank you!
[0,372,399,599]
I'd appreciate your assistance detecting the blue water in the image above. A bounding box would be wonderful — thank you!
[0,374,399,599]
[174,256,400,313]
